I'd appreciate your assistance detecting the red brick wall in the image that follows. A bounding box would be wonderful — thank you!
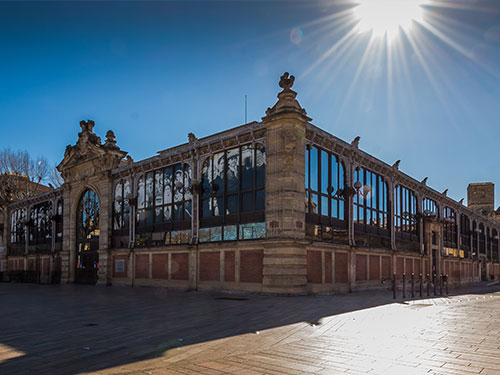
[135,254,149,279]
[381,256,391,279]
[356,254,367,281]
[224,251,235,282]
[42,258,50,276]
[324,252,332,283]
[369,255,380,281]
[113,256,128,278]
[396,257,404,276]
[152,254,168,279]
[414,259,421,275]
[171,253,189,280]
[405,258,413,275]
[335,252,348,284]
[240,250,263,283]
[307,250,322,283]
[200,251,220,281]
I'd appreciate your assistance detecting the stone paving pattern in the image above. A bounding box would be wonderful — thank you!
[1,283,500,374]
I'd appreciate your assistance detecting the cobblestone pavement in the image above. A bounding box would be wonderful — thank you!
[1,283,500,375]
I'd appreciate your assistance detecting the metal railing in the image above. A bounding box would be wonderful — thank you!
[388,272,448,299]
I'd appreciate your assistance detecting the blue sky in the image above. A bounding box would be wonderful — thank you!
[1,0,499,207]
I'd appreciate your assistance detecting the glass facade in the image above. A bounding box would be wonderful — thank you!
[199,144,266,242]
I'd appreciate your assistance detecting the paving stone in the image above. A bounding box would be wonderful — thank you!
[1,283,500,374]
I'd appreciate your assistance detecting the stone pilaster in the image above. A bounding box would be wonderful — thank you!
[261,72,310,294]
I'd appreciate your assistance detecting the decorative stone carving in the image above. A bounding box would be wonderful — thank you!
[57,120,127,183]
[262,72,311,122]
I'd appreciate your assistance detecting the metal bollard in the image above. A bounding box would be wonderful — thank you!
[419,273,423,297]
[426,273,430,296]
[433,273,437,296]
[402,273,406,299]
[392,273,396,299]
[439,274,443,296]
[445,274,449,295]
[411,273,415,298]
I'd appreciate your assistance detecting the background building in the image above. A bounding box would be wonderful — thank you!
[1,73,500,293]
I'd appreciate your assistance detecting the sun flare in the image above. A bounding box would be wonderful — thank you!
[353,0,427,41]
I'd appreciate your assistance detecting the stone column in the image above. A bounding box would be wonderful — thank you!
[97,177,112,286]
[60,185,73,283]
[261,73,310,294]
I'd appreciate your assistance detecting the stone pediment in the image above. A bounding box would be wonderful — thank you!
[57,120,127,183]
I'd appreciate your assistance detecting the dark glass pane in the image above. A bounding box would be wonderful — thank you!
[145,172,154,208]
[164,205,172,221]
[155,207,163,223]
[155,170,163,207]
[242,192,253,212]
[145,209,154,225]
[174,203,183,221]
[320,150,329,194]
[213,152,225,194]
[202,199,211,218]
[213,197,224,216]
[164,167,173,204]
[226,148,239,193]
[310,147,318,191]
[201,159,212,198]
[305,146,309,190]
[226,194,238,214]
[241,145,254,190]
[255,145,265,188]
[255,189,265,211]
[173,164,183,202]
[311,193,318,214]
[184,200,192,219]
[138,177,145,209]
[183,165,192,201]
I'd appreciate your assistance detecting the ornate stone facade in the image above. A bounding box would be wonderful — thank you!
[1,73,500,293]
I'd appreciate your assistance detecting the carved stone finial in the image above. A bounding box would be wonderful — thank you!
[188,132,197,143]
[279,72,295,92]
[351,136,360,148]
[80,120,95,133]
[459,198,464,205]
[393,160,401,170]
[105,130,117,147]
[421,177,428,185]
[442,189,448,196]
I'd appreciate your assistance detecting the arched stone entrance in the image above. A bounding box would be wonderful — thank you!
[75,189,100,284]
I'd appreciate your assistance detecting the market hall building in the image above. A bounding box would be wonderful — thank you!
[1,73,500,294]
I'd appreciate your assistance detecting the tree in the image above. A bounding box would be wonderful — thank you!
[0,149,53,205]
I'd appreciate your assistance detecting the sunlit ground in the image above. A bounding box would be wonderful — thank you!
[1,283,500,374]
[84,293,500,375]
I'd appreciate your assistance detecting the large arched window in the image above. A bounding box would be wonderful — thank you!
[394,184,419,250]
[472,220,478,257]
[199,144,266,242]
[76,189,100,284]
[76,190,100,248]
[443,207,457,250]
[460,214,471,258]
[479,223,486,255]
[134,163,192,246]
[305,145,347,243]
[423,198,439,217]
[10,208,26,245]
[492,229,499,261]
[29,201,52,249]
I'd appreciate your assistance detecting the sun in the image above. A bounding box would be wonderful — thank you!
[353,0,427,41]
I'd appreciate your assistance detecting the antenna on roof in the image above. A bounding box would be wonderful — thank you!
[245,94,248,124]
